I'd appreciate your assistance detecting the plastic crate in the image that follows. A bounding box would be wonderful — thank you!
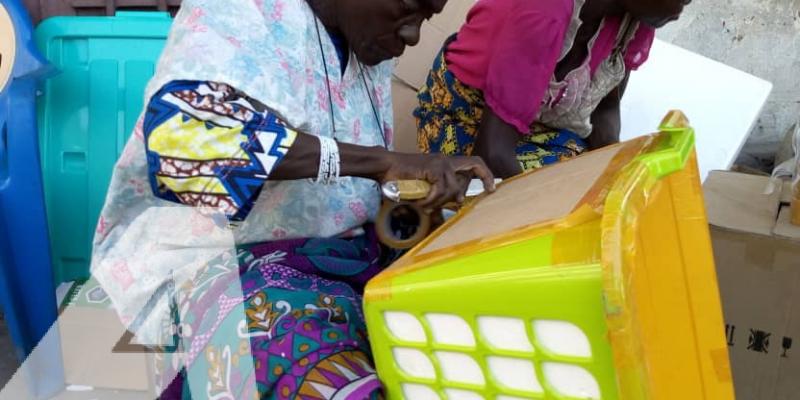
[364,112,734,400]
[23,0,181,25]
[0,1,64,395]
[36,11,172,283]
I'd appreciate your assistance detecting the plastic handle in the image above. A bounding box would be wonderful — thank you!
[638,110,696,179]
[376,202,432,250]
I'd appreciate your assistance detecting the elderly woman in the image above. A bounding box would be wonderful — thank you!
[416,0,691,178]
[90,0,494,398]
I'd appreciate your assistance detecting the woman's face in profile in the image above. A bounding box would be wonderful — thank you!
[333,0,446,65]
[622,0,692,28]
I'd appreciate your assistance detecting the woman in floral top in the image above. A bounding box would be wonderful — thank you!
[90,0,494,398]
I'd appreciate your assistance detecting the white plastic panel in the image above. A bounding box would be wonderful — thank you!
[542,362,601,399]
[478,316,533,353]
[403,383,440,400]
[385,311,427,343]
[533,320,592,358]
[621,39,773,182]
[394,347,436,379]
[487,356,542,394]
[435,351,485,385]
[445,388,485,400]
[426,314,476,347]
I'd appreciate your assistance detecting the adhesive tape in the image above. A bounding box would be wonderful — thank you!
[376,201,432,250]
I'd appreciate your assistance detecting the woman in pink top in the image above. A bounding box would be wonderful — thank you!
[416,0,691,178]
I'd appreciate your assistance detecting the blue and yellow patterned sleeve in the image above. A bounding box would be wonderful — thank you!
[142,80,297,221]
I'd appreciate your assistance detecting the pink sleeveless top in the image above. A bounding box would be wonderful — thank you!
[445,0,655,135]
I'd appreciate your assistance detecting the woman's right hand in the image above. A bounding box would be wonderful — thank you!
[380,152,496,210]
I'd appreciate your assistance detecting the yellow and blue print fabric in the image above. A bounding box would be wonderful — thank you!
[144,80,297,221]
[416,47,588,172]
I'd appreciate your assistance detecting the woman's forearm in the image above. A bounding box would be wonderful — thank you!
[588,101,621,150]
[269,132,393,181]
[475,106,523,179]
[143,79,494,216]
[588,73,629,150]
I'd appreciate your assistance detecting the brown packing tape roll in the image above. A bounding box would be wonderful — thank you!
[376,201,432,250]
[395,180,431,201]
[376,179,474,250]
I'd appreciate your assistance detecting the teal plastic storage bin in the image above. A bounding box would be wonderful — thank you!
[36,11,173,283]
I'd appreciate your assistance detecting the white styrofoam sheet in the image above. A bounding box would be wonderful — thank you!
[620,39,773,182]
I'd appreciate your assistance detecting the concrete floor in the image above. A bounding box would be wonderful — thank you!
[0,314,150,398]
[0,314,19,390]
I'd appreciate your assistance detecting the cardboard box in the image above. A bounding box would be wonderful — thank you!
[393,0,473,89]
[394,22,449,90]
[704,171,800,400]
[391,79,422,153]
[59,281,151,392]
[391,0,474,153]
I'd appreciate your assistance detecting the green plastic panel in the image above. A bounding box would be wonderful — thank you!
[364,117,733,399]
[366,232,619,400]
[36,11,172,283]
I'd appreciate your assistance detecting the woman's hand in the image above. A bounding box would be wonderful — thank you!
[380,152,496,210]
[475,106,523,179]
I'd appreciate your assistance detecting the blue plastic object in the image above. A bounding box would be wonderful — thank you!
[35,11,173,283]
[0,0,64,395]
